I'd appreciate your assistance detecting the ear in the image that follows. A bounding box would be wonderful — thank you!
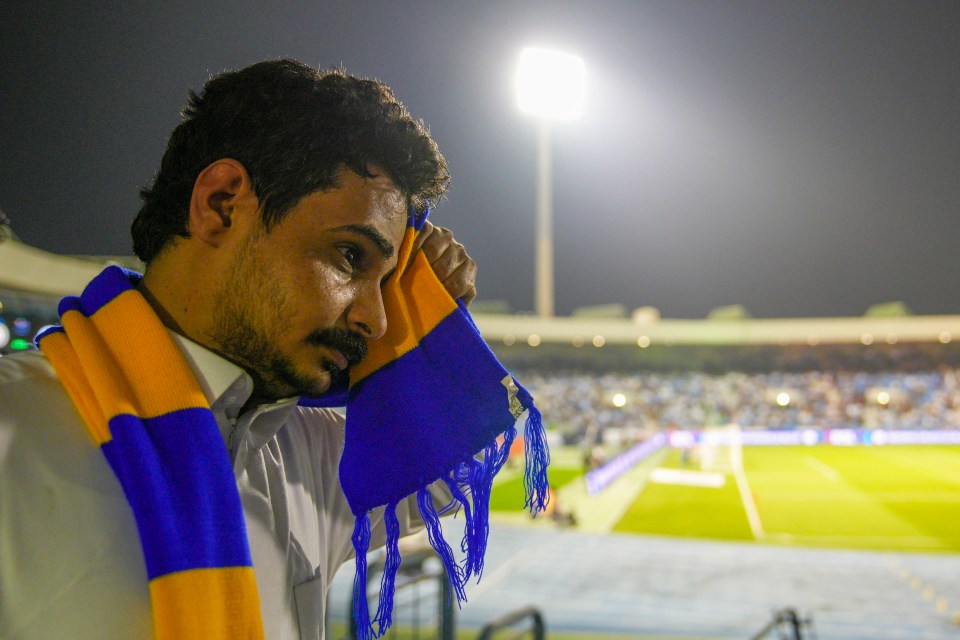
[188,159,257,247]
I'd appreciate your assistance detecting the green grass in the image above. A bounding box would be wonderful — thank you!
[613,445,960,552]
[489,446,586,512]
[612,448,753,541]
[489,467,583,511]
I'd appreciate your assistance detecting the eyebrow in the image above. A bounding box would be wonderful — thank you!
[331,224,395,258]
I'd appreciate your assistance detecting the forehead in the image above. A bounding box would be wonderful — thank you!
[291,168,407,244]
[334,167,406,217]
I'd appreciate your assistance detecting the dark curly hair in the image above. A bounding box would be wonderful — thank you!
[132,59,449,263]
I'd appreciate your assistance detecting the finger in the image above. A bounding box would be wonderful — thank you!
[412,224,478,304]
[410,220,435,255]
[427,240,467,278]
[460,285,477,307]
[420,226,455,265]
[440,260,478,305]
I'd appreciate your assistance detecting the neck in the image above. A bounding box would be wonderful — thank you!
[137,278,190,337]
[139,260,275,407]
[138,252,220,352]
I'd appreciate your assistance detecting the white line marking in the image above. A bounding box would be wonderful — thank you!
[805,455,841,481]
[733,465,765,540]
[650,467,726,488]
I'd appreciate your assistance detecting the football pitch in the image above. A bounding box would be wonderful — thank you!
[493,444,960,553]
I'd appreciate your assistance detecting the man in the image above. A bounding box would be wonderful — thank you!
[0,59,478,638]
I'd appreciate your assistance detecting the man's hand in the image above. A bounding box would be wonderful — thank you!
[412,221,477,306]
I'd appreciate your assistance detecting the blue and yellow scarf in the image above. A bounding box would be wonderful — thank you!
[36,208,549,639]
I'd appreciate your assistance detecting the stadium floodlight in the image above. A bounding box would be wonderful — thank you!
[516,47,586,121]
[516,47,586,318]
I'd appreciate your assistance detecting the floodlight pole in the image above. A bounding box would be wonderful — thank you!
[517,46,584,318]
[535,120,554,319]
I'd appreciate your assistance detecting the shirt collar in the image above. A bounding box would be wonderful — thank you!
[167,332,300,454]
[169,331,252,408]
[170,331,300,421]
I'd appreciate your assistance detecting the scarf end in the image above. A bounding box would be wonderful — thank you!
[350,390,549,637]
[417,486,468,606]
[520,398,551,514]
[351,513,375,640]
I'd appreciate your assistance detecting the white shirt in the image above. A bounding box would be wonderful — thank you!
[0,335,446,639]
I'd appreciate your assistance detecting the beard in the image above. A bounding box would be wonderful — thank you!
[210,310,321,399]
[211,313,368,400]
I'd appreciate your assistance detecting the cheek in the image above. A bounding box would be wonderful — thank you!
[291,263,357,325]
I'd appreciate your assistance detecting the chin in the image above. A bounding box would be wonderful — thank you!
[283,373,330,398]
[305,378,333,397]
[260,359,332,399]
[300,366,342,397]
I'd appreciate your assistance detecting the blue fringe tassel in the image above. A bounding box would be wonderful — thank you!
[420,422,518,599]
[518,388,551,513]
[469,425,515,578]
[417,486,467,605]
[356,385,548,636]
[442,472,475,569]
[372,502,402,636]
[351,512,374,640]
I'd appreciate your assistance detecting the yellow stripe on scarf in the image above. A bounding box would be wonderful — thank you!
[52,289,210,443]
[350,227,459,386]
[39,330,112,443]
[150,567,263,640]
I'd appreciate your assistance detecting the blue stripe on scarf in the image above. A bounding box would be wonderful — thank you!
[103,409,252,579]
[339,305,519,514]
[33,324,64,344]
[58,266,142,317]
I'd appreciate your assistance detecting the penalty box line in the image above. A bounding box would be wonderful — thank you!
[733,463,765,540]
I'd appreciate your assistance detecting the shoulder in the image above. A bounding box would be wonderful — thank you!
[0,349,57,386]
[0,353,148,638]
[0,350,72,422]
[0,349,93,467]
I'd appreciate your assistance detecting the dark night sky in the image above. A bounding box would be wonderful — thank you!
[1,1,958,318]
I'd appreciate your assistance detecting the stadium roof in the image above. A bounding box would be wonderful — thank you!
[5,230,960,347]
[472,312,960,347]
[0,232,108,297]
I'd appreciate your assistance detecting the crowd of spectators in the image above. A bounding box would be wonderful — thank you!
[520,368,960,446]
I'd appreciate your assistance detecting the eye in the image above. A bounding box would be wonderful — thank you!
[337,245,362,269]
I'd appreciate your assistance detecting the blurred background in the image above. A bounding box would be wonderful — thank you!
[2,2,959,638]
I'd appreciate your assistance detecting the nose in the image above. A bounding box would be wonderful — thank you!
[347,281,388,341]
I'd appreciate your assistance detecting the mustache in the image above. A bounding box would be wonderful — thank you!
[306,328,368,366]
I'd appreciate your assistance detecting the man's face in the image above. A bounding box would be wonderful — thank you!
[209,167,407,400]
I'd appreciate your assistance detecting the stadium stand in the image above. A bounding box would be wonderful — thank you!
[521,368,960,450]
